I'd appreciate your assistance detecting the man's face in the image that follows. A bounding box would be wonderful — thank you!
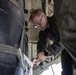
[32,14,47,31]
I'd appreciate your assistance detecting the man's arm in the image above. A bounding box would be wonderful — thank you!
[37,28,64,56]
[47,42,64,56]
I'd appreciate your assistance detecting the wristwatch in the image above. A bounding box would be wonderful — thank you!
[44,50,51,56]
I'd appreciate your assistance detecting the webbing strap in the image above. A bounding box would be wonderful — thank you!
[0,44,19,56]
[0,44,22,65]
[10,0,25,19]
[10,0,19,8]
[0,44,24,69]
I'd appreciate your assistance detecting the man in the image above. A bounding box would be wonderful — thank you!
[29,9,63,62]
[30,0,76,74]
[29,9,73,75]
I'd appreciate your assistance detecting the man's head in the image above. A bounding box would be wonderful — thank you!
[29,9,48,31]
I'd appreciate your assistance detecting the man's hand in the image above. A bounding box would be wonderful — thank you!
[34,52,46,66]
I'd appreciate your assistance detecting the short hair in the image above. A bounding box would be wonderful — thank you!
[29,9,43,22]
